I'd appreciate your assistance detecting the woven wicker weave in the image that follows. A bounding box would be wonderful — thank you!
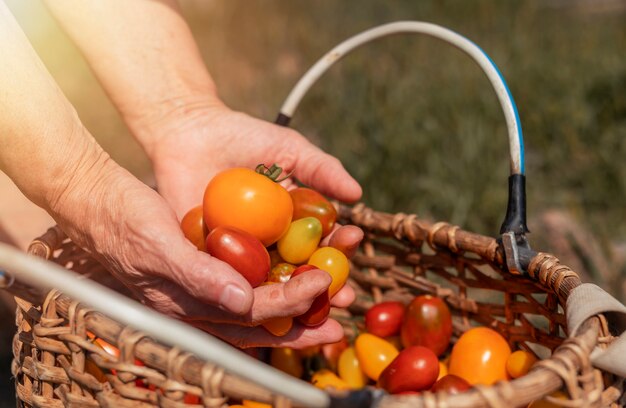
[8,203,624,408]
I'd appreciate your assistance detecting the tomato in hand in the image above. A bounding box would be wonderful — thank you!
[268,262,296,283]
[355,333,399,381]
[260,282,293,336]
[180,205,207,251]
[205,226,270,287]
[203,166,293,246]
[378,346,439,394]
[448,327,511,385]
[291,265,330,326]
[338,347,368,389]
[277,217,323,264]
[401,295,452,357]
[290,187,337,237]
[430,374,471,394]
[365,301,405,338]
[308,247,349,297]
[270,348,303,378]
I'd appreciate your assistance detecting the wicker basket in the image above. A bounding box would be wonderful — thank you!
[5,21,626,408]
[6,207,623,408]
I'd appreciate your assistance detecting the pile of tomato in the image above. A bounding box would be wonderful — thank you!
[84,164,560,407]
[181,164,349,330]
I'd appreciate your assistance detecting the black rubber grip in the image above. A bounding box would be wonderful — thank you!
[275,113,291,127]
[500,174,529,234]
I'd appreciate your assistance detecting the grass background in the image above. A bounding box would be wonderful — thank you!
[2,0,625,406]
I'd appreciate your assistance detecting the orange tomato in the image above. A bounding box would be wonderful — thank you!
[260,282,293,336]
[203,167,293,246]
[527,391,569,408]
[94,338,120,359]
[180,205,206,251]
[449,327,511,385]
[242,401,272,408]
[338,347,368,389]
[270,348,303,378]
[307,247,349,297]
[437,361,448,381]
[506,350,538,379]
[311,369,351,391]
[297,345,321,358]
[354,333,399,381]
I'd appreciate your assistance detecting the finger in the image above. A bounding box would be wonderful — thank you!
[159,235,255,315]
[147,268,332,326]
[321,224,363,258]
[330,283,355,308]
[286,136,362,203]
[195,319,345,349]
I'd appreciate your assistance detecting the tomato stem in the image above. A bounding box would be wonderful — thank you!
[255,163,293,183]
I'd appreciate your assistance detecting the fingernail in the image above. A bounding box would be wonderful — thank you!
[219,284,248,314]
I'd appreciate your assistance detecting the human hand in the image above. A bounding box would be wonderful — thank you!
[50,151,362,348]
[141,102,362,219]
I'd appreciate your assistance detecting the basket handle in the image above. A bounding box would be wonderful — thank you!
[275,21,529,236]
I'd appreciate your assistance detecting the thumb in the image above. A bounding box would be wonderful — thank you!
[166,242,254,315]
[289,137,362,203]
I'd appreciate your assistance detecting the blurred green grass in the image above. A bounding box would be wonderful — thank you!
[10,0,626,267]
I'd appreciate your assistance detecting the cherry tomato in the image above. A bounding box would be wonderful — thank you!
[506,350,538,379]
[527,391,569,408]
[308,247,349,297]
[437,361,448,380]
[269,249,284,268]
[277,217,323,264]
[184,394,201,404]
[338,347,368,389]
[180,205,207,251]
[378,346,439,394]
[291,265,330,326]
[270,348,303,378]
[321,337,349,372]
[449,327,511,385]
[94,338,119,359]
[289,187,337,237]
[365,301,405,338]
[354,333,399,381]
[401,295,452,357]
[430,374,471,394]
[260,282,293,336]
[268,262,296,283]
[311,369,351,391]
[297,345,321,358]
[242,401,272,408]
[205,226,270,287]
[203,167,293,246]
[85,357,107,383]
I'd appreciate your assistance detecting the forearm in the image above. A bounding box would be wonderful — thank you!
[0,2,107,214]
[43,0,220,157]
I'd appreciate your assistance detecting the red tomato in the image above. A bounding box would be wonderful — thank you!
[401,295,452,357]
[378,346,439,394]
[291,265,330,326]
[205,226,270,287]
[430,374,471,394]
[203,167,293,246]
[180,205,207,251]
[289,188,337,237]
[365,301,405,338]
[448,327,511,385]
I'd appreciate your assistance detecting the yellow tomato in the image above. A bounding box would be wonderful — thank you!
[449,327,511,385]
[527,391,569,407]
[354,333,399,381]
[437,361,448,381]
[278,217,323,264]
[270,348,303,378]
[308,247,349,297]
[311,369,351,391]
[506,350,538,379]
[338,347,368,388]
